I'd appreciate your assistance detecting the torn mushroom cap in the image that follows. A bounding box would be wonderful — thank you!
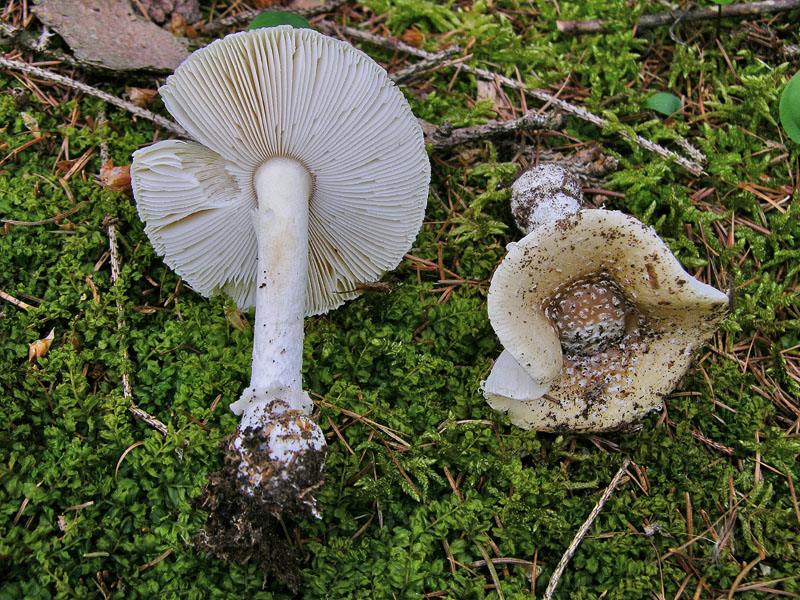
[131,26,430,315]
[483,209,730,431]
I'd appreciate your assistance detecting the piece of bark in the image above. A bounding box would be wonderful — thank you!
[32,0,189,73]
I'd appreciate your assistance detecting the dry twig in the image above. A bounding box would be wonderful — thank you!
[97,115,169,437]
[107,215,168,436]
[556,0,800,34]
[319,23,705,175]
[390,46,461,83]
[543,457,632,600]
[0,289,32,310]
[0,56,188,137]
[420,111,565,151]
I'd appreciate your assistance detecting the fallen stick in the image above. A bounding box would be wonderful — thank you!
[556,0,800,34]
[319,23,705,176]
[107,215,169,436]
[543,457,632,600]
[390,46,462,83]
[97,114,169,437]
[0,56,188,138]
[420,110,565,151]
[0,290,32,310]
[107,215,169,437]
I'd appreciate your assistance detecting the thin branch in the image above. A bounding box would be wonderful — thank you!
[320,23,705,175]
[198,0,349,36]
[107,215,168,436]
[0,290,32,310]
[390,46,461,83]
[317,21,430,59]
[2,201,88,226]
[0,56,188,138]
[420,110,565,151]
[97,112,169,437]
[556,0,800,34]
[543,457,632,600]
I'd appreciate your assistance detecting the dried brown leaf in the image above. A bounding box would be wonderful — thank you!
[99,160,132,194]
[126,87,158,108]
[28,328,55,362]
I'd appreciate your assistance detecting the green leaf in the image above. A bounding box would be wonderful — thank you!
[246,11,311,31]
[779,70,800,144]
[643,92,683,117]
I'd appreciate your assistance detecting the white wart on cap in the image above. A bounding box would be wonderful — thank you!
[483,209,730,431]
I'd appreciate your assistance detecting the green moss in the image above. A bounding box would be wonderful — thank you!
[2,0,800,598]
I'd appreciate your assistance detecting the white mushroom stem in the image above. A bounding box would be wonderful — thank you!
[231,157,314,428]
[252,158,311,394]
[227,158,326,512]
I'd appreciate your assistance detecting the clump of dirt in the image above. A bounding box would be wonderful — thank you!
[191,428,327,592]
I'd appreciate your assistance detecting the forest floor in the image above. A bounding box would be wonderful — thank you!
[1,0,799,598]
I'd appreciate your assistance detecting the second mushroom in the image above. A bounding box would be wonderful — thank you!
[482,165,729,431]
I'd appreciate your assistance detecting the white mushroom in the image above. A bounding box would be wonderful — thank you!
[482,167,729,431]
[131,26,429,512]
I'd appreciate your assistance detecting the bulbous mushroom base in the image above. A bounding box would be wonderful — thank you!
[231,407,327,516]
[192,393,327,591]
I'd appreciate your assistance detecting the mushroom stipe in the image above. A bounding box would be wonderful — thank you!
[131,25,430,582]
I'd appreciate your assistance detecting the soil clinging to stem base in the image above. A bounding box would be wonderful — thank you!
[191,416,328,592]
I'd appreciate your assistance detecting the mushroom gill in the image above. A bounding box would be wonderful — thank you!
[482,209,730,432]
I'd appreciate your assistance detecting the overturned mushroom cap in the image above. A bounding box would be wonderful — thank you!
[483,209,729,431]
[131,26,430,315]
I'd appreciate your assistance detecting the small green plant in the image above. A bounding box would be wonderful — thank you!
[246,11,311,30]
[643,91,683,117]
[779,70,800,143]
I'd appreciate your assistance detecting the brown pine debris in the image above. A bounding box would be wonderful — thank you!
[198,0,348,36]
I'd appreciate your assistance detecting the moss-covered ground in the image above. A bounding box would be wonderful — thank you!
[1,1,799,598]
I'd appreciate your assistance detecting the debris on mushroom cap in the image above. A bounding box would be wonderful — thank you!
[510,164,583,235]
[483,209,730,432]
[131,26,430,317]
